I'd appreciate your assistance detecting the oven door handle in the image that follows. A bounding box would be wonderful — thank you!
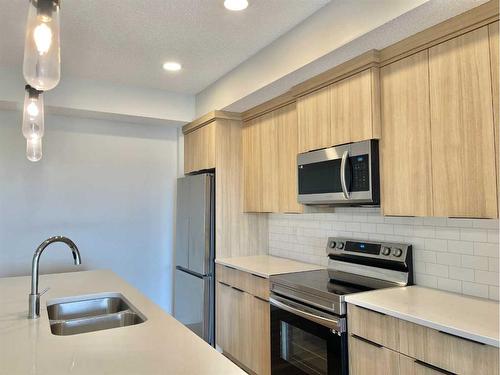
[270,296,344,332]
[340,150,350,200]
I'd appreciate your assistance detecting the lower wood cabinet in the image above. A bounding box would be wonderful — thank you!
[216,264,270,375]
[347,303,499,375]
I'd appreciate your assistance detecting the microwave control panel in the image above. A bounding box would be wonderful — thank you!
[350,154,369,191]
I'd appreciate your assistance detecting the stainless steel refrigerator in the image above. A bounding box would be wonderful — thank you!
[173,173,215,346]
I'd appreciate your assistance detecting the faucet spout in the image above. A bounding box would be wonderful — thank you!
[28,236,81,319]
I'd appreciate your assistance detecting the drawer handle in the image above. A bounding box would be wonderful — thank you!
[438,330,485,345]
[414,360,456,375]
[358,306,386,316]
[351,334,382,348]
[254,295,268,302]
[219,281,231,288]
[232,286,245,293]
[251,273,266,279]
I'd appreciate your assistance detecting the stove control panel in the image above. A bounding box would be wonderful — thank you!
[327,237,411,262]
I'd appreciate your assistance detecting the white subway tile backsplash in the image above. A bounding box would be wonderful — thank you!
[268,208,499,301]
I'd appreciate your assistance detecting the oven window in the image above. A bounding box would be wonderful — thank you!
[280,321,328,375]
[298,159,343,195]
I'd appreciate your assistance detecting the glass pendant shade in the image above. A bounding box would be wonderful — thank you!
[22,86,44,140]
[27,137,43,162]
[23,0,61,91]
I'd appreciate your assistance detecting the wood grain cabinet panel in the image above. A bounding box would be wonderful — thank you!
[242,119,263,212]
[489,21,499,210]
[399,354,455,375]
[216,264,269,301]
[297,86,331,153]
[347,304,399,351]
[330,68,381,146]
[380,50,433,217]
[429,26,498,218]
[183,122,216,174]
[275,103,303,213]
[348,334,400,375]
[259,112,280,213]
[399,319,499,375]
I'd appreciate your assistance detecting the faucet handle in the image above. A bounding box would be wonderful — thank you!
[39,287,50,296]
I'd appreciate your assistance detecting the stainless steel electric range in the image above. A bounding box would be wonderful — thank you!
[269,237,413,375]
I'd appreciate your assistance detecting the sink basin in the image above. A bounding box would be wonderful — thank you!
[47,293,146,336]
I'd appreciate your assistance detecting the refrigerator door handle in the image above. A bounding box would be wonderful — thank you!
[175,265,208,279]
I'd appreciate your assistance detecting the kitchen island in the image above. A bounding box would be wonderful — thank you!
[0,270,244,374]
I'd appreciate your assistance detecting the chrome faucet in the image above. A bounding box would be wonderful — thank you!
[28,236,82,319]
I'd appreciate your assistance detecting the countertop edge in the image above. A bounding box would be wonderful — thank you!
[215,258,270,278]
[345,297,500,348]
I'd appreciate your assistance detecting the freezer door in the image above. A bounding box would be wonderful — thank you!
[187,174,213,276]
[175,177,189,269]
[173,267,213,344]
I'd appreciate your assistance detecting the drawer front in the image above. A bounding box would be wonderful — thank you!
[399,320,499,375]
[400,354,456,375]
[216,264,269,300]
[349,333,400,375]
[347,304,399,351]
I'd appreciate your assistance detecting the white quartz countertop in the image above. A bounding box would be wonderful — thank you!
[215,255,324,278]
[345,286,500,347]
[0,270,244,375]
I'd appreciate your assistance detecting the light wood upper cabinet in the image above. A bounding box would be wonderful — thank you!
[297,86,331,153]
[380,51,433,217]
[276,104,303,213]
[331,68,381,146]
[489,21,499,208]
[183,123,216,174]
[243,104,303,213]
[429,26,498,218]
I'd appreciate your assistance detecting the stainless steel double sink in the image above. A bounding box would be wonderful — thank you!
[47,293,146,336]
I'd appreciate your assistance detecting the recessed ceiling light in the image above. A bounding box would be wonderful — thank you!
[163,62,182,72]
[224,0,248,11]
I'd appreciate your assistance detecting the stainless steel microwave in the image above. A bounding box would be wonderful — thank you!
[297,140,380,205]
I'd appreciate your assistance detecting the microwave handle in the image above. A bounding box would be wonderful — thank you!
[340,150,350,199]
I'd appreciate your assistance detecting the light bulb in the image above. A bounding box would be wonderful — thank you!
[22,85,44,140]
[23,0,61,91]
[27,137,43,162]
[33,23,53,55]
[224,0,248,11]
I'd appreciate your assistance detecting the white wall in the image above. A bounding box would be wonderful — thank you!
[0,109,178,312]
[269,208,500,301]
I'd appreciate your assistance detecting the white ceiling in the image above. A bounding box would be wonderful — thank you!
[0,0,329,95]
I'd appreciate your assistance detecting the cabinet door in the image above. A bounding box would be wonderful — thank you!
[330,68,381,146]
[184,123,216,174]
[297,86,331,153]
[247,294,270,375]
[276,104,303,213]
[380,51,433,216]
[348,334,400,375]
[489,21,499,209]
[259,112,280,213]
[242,119,263,212]
[429,26,497,218]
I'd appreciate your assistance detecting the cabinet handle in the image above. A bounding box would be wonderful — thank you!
[219,281,231,288]
[438,330,485,345]
[358,306,386,316]
[254,295,268,302]
[251,273,266,279]
[351,334,382,348]
[414,360,455,375]
[232,286,245,293]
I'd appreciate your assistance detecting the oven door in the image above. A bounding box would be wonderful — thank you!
[270,295,348,375]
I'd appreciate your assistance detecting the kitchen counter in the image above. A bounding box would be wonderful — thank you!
[215,255,324,278]
[345,286,500,347]
[0,270,244,375]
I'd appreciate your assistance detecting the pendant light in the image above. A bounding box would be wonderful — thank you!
[22,85,44,162]
[23,0,61,91]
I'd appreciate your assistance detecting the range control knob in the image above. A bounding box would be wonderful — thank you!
[381,246,391,256]
[328,240,336,249]
[337,242,345,250]
[392,248,403,257]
